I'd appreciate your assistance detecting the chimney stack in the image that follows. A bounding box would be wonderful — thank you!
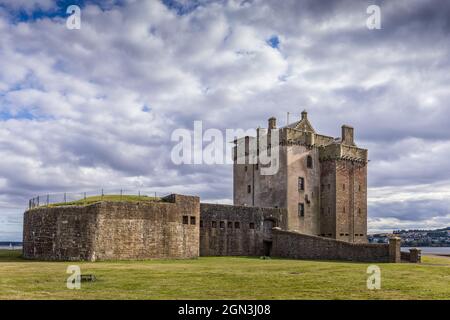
[341,125,354,145]
[268,117,277,129]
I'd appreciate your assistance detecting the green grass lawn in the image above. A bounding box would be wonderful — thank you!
[0,250,449,300]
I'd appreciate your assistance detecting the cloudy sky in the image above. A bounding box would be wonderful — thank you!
[0,0,449,241]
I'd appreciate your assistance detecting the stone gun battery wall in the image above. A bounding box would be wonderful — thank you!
[199,203,287,257]
[23,194,200,261]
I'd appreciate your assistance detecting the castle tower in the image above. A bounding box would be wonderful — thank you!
[233,111,368,243]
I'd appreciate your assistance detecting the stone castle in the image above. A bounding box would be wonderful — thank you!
[22,112,420,263]
[233,111,368,243]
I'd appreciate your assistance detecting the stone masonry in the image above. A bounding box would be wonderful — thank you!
[23,194,199,261]
[233,111,368,243]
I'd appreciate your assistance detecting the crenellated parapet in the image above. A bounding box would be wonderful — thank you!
[319,143,368,163]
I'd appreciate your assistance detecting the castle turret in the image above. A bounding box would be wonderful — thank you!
[301,110,308,120]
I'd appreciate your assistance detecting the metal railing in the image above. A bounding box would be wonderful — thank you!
[28,188,169,209]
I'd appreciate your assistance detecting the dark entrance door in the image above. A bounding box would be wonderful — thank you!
[263,241,272,256]
[263,219,275,240]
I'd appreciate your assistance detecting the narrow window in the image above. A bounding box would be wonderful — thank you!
[255,164,259,170]
[247,185,251,193]
[227,221,233,228]
[358,208,361,214]
[328,184,331,190]
[343,206,346,213]
[298,203,305,217]
[343,184,346,191]
[321,207,324,215]
[234,222,240,229]
[200,220,203,228]
[327,207,331,214]
[307,155,313,168]
[244,166,248,172]
[220,221,225,228]
[190,216,196,225]
[298,177,305,191]
[182,216,189,224]
[212,221,217,228]
[249,222,255,229]
[359,184,362,192]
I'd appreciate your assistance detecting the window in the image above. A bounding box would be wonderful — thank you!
[328,184,331,190]
[234,222,240,229]
[220,221,225,228]
[298,203,305,217]
[343,206,346,213]
[227,221,233,228]
[212,221,217,228]
[247,185,251,193]
[321,207,324,215]
[343,184,346,191]
[249,223,255,229]
[298,177,305,191]
[358,208,361,214]
[190,216,196,225]
[359,184,362,192]
[307,155,313,168]
[245,166,248,172]
[182,216,189,224]
[327,207,331,214]
[340,233,344,236]
[200,220,203,228]
[255,164,259,170]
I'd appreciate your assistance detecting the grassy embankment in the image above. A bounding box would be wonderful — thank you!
[36,195,162,208]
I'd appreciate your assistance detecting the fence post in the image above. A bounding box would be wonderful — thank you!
[64,192,67,203]
[46,194,49,207]
[120,189,123,200]
[101,189,104,200]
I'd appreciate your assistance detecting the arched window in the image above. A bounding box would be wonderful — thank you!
[307,155,313,168]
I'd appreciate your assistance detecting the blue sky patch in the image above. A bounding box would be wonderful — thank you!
[267,35,280,49]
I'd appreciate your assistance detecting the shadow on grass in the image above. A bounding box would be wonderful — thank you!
[0,250,25,262]
[0,250,403,266]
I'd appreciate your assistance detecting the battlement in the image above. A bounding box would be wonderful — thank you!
[319,143,368,162]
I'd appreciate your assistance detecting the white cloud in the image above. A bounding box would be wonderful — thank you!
[0,0,450,239]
